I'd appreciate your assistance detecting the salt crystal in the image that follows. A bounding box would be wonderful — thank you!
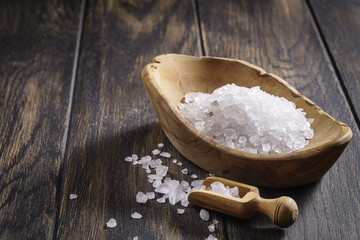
[191,174,198,179]
[125,156,133,162]
[208,181,240,198]
[178,84,314,154]
[191,180,204,188]
[205,234,218,240]
[136,192,147,203]
[132,160,138,165]
[208,224,215,232]
[158,143,164,148]
[177,208,185,214]
[131,212,142,219]
[152,149,161,155]
[138,156,152,164]
[155,165,168,177]
[69,194,77,200]
[181,168,188,174]
[133,237,138,240]
[200,209,210,221]
[208,173,215,177]
[159,152,171,158]
[146,169,151,173]
[132,154,138,161]
[181,199,189,207]
[106,218,117,228]
[157,197,166,203]
[172,159,177,163]
[177,162,183,166]
[146,192,155,199]
[213,220,219,224]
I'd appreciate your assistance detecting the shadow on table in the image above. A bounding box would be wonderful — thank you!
[63,118,322,239]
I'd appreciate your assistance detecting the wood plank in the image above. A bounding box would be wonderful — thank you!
[55,0,226,239]
[0,0,83,239]
[198,0,360,239]
[308,0,360,122]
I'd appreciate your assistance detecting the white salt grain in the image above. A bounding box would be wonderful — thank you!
[132,160,138,165]
[125,156,133,162]
[131,212,142,219]
[106,218,117,228]
[158,143,164,148]
[136,192,148,203]
[172,159,177,163]
[69,194,77,200]
[208,224,215,232]
[208,173,215,177]
[157,197,166,203]
[146,192,155,199]
[181,168,188,174]
[177,208,185,214]
[152,149,161,155]
[200,209,210,221]
[132,154,138,161]
[213,220,219,224]
[178,84,314,154]
[191,174,198,179]
[177,162,183,166]
[205,234,218,240]
[159,152,171,158]
[133,237,138,240]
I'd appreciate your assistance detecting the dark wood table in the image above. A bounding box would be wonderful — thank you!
[1,0,359,239]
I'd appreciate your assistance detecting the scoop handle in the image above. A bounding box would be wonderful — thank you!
[255,196,298,228]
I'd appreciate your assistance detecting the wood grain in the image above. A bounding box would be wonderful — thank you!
[0,0,82,239]
[308,0,360,122]
[55,0,226,239]
[198,0,360,239]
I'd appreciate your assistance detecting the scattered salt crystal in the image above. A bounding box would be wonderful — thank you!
[146,192,155,199]
[181,199,189,207]
[136,192,148,203]
[208,223,215,232]
[152,149,161,155]
[158,143,164,148]
[131,212,142,219]
[106,218,117,228]
[181,168,188,174]
[125,156,133,162]
[191,174,198,179]
[69,194,77,200]
[213,220,219,224]
[146,169,151,173]
[159,152,171,158]
[200,209,210,221]
[133,237,138,240]
[155,165,168,177]
[172,159,177,163]
[132,154,138,161]
[208,173,215,177]
[178,84,314,154]
[157,197,166,203]
[191,180,204,188]
[205,234,218,240]
[177,208,185,214]
[177,162,183,166]
[138,156,152,164]
[132,160,138,165]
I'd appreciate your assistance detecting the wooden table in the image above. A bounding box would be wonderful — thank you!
[1,0,359,239]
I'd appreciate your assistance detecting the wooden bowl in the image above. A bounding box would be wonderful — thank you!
[141,54,352,187]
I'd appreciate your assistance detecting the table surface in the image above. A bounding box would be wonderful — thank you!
[1,0,359,239]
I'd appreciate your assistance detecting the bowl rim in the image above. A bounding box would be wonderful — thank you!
[142,54,353,161]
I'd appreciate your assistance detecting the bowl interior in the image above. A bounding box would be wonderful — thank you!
[152,54,343,153]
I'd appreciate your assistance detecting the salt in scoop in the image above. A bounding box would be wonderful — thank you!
[188,177,298,228]
[141,54,352,187]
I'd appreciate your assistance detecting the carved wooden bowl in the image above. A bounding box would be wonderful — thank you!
[142,54,352,187]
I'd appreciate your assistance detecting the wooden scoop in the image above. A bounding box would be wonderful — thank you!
[188,177,298,228]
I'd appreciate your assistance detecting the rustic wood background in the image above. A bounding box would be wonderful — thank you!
[0,0,359,239]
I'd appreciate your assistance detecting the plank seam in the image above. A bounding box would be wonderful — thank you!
[304,0,360,131]
[192,0,206,56]
[50,0,87,238]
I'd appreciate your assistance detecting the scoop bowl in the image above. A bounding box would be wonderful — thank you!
[141,54,352,187]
